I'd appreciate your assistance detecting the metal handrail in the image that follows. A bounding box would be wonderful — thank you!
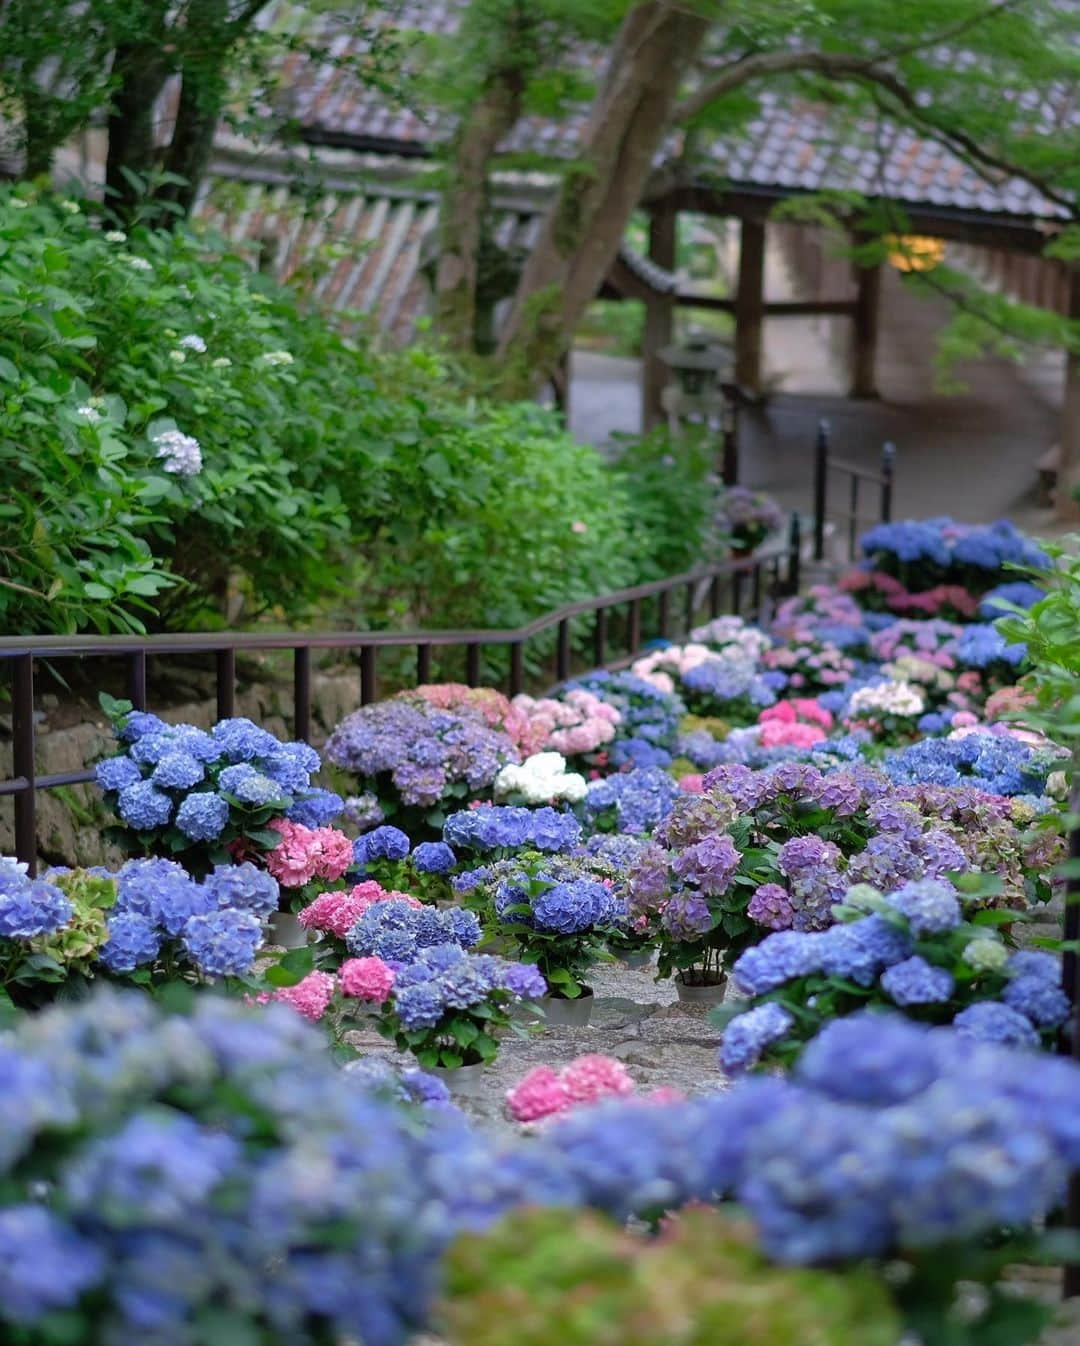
[812,419,896,563]
[1,532,800,872]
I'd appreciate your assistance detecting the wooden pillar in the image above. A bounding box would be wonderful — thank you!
[553,349,572,423]
[642,200,677,430]
[1056,266,1080,523]
[734,216,765,392]
[850,256,882,399]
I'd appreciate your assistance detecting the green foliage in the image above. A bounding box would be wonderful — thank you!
[0,189,641,636]
[607,426,724,580]
[439,1206,902,1346]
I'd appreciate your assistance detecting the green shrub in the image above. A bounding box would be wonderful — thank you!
[0,189,646,637]
[608,425,724,579]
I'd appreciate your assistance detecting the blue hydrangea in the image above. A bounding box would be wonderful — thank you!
[880,956,955,1006]
[119,710,169,741]
[884,879,961,936]
[286,789,344,828]
[98,912,162,973]
[584,767,679,835]
[502,961,547,999]
[202,863,280,919]
[175,791,230,841]
[0,875,72,939]
[1006,950,1060,982]
[0,1206,104,1322]
[861,519,951,567]
[732,931,826,996]
[119,869,212,938]
[952,623,1026,669]
[609,738,673,770]
[412,841,457,874]
[720,1003,794,1074]
[394,982,445,1031]
[232,773,287,806]
[118,780,174,830]
[979,581,1044,619]
[211,718,281,763]
[182,909,264,977]
[354,826,411,863]
[443,907,482,947]
[151,751,205,790]
[531,879,620,934]
[953,1001,1040,1049]
[795,1012,945,1106]
[443,806,580,854]
[218,763,259,794]
[95,755,142,793]
[1002,975,1070,1028]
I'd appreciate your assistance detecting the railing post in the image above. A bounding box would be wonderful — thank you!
[709,574,722,619]
[555,620,571,683]
[1062,786,1080,1297]
[293,647,312,743]
[509,642,524,697]
[593,609,607,669]
[657,590,669,640]
[12,654,36,874]
[848,473,859,562]
[416,643,432,685]
[721,390,739,486]
[126,650,147,710]
[216,649,236,720]
[360,646,378,705]
[627,598,642,654]
[684,580,696,636]
[813,419,829,562]
[788,511,802,594]
[465,644,481,688]
[880,441,896,522]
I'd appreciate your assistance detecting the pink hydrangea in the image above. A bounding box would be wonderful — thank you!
[512,690,621,757]
[506,1067,571,1122]
[679,773,705,794]
[560,1054,635,1104]
[273,970,336,1022]
[266,821,353,888]
[641,1086,687,1105]
[339,956,395,1003]
[299,883,422,938]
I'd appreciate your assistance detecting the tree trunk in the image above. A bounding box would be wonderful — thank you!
[436,74,525,350]
[105,40,170,223]
[493,2,708,397]
[156,62,226,219]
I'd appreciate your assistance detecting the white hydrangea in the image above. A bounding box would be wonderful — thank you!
[10,199,29,210]
[494,752,587,805]
[123,255,153,272]
[168,349,187,364]
[152,428,203,477]
[846,680,925,719]
[60,200,80,214]
[211,357,232,369]
[259,349,294,367]
[75,404,101,423]
[690,615,772,661]
[104,230,127,243]
[961,938,1008,973]
[179,334,207,353]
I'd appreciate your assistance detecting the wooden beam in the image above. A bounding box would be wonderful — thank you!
[1056,266,1080,523]
[642,201,677,430]
[675,294,855,316]
[850,253,882,399]
[735,218,766,392]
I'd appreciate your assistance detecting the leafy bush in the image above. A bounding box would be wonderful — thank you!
[0,189,642,635]
[607,426,724,579]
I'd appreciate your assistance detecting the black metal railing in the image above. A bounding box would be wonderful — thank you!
[812,418,895,563]
[0,533,800,872]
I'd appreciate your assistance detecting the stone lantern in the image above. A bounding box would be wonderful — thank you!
[658,333,740,484]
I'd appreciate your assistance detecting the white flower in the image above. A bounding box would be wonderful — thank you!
[259,349,293,367]
[75,404,101,423]
[60,200,80,214]
[10,199,29,210]
[168,349,187,365]
[846,680,925,719]
[494,752,587,805]
[961,938,1008,973]
[151,428,202,477]
[0,856,30,880]
[104,230,127,243]
[179,334,206,353]
[211,357,232,369]
[124,255,153,273]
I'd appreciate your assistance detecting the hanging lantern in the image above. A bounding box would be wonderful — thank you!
[885,235,946,273]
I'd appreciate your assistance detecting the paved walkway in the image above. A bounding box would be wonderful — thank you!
[570,263,1065,533]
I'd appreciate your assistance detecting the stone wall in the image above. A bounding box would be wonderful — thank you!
[0,669,365,869]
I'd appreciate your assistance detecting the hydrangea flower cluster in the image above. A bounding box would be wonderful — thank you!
[882,731,1055,798]
[506,1054,637,1122]
[345,897,482,963]
[96,857,274,978]
[762,635,857,693]
[493,752,588,806]
[689,615,772,663]
[326,695,520,810]
[583,766,680,835]
[444,805,581,854]
[559,670,685,768]
[0,857,72,942]
[97,708,341,863]
[510,689,622,757]
[757,698,833,748]
[263,818,353,888]
[298,881,422,940]
[715,485,784,549]
[414,683,538,754]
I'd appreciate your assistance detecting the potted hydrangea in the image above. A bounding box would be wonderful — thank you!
[715,486,784,555]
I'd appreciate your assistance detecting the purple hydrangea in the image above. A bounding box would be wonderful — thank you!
[661,894,713,941]
[732,931,825,996]
[884,879,961,936]
[670,834,741,896]
[747,883,795,931]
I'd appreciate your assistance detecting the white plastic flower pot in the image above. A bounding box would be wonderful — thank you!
[674,973,727,1006]
[269,911,307,950]
[539,987,595,1027]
